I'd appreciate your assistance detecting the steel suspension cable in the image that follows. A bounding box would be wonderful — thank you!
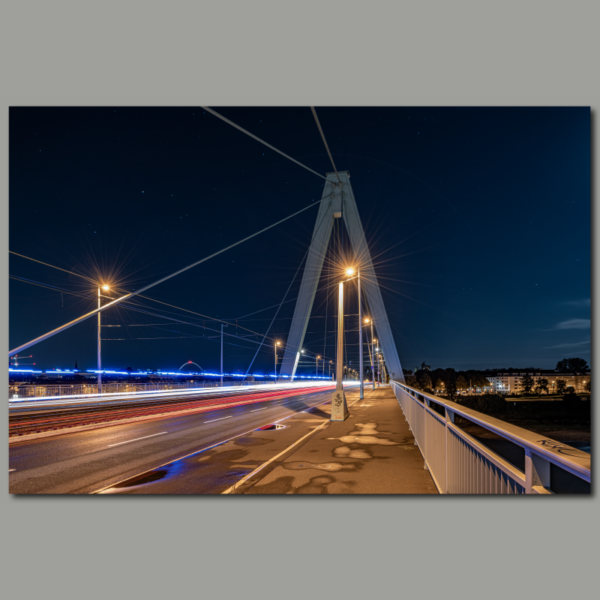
[241,200,337,379]
[9,200,322,357]
[241,248,309,381]
[310,107,341,183]
[201,107,328,181]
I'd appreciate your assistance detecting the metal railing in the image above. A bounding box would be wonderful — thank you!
[8,379,276,399]
[391,381,591,494]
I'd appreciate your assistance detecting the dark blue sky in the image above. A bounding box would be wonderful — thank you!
[9,107,590,373]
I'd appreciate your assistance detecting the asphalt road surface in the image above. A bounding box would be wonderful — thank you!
[9,387,338,494]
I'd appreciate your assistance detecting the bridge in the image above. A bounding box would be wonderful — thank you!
[8,107,590,494]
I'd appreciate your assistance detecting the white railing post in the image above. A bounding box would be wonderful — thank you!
[525,449,551,493]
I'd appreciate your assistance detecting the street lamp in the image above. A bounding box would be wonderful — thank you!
[365,318,376,390]
[97,284,110,393]
[331,274,350,421]
[275,341,281,378]
[220,323,228,387]
[316,355,321,379]
[343,266,364,399]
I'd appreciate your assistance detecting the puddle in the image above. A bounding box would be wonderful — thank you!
[107,468,169,490]
[234,436,274,447]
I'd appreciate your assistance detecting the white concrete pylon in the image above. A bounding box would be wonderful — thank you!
[278,171,404,383]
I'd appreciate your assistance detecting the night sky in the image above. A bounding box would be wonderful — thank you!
[9,107,590,374]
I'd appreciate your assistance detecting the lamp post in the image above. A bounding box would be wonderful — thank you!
[375,341,381,386]
[357,269,364,399]
[316,355,321,380]
[220,323,227,387]
[343,267,364,398]
[275,341,281,379]
[331,271,351,421]
[98,284,110,393]
[365,318,375,390]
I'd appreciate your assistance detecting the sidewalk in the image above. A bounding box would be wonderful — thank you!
[238,386,438,495]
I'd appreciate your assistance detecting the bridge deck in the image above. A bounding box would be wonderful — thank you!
[244,386,438,494]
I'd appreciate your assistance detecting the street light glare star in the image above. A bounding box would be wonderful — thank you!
[346,267,355,276]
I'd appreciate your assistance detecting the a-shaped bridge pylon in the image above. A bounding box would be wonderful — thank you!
[278,171,404,383]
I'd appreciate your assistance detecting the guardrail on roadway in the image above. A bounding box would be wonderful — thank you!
[390,381,590,494]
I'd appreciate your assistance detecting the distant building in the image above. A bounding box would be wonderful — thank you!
[487,372,590,395]
[421,362,431,372]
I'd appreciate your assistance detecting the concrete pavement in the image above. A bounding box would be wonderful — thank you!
[238,386,438,494]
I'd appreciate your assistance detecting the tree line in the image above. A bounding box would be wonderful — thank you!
[405,368,490,398]
[404,357,590,399]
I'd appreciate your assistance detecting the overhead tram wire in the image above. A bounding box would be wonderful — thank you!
[9,199,324,357]
[310,107,341,183]
[9,275,267,352]
[11,273,341,362]
[201,107,328,182]
[11,268,342,362]
[10,249,277,338]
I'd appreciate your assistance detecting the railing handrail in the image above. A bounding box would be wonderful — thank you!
[391,380,590,483]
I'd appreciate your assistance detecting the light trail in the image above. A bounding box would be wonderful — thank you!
[9,384,343,438]
[9,381,335,409]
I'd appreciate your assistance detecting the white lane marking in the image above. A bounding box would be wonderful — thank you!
[107,432,167,447]
[250,407,268,412]
[204,416,233,423]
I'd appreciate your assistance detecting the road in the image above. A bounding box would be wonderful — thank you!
[9,386,339,494]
